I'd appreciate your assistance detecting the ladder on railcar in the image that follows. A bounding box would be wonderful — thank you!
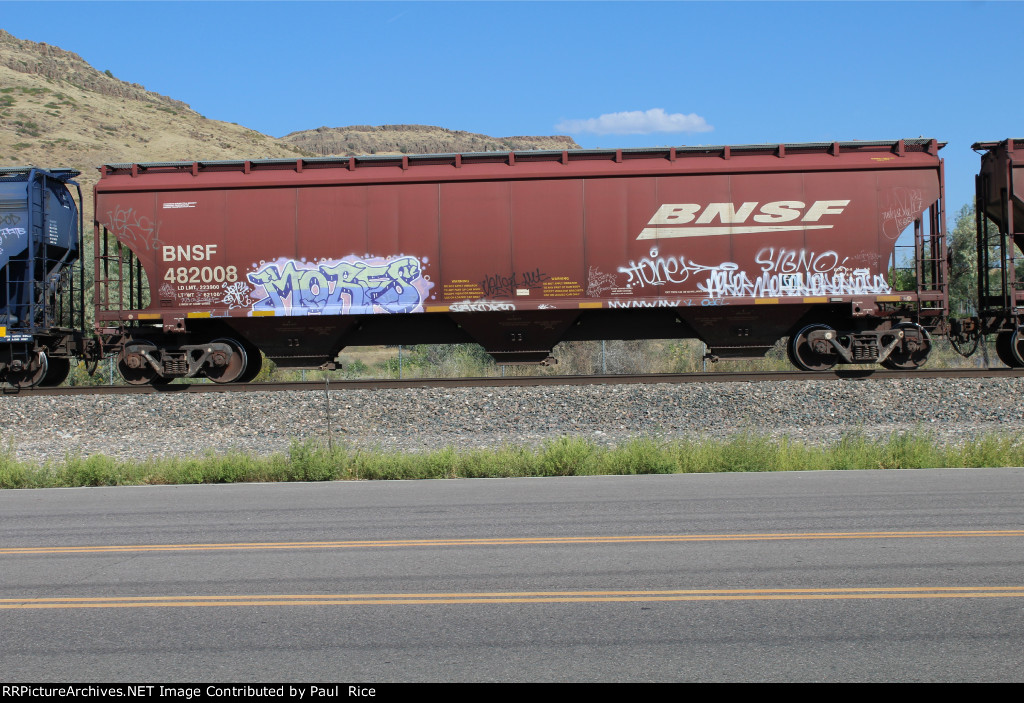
[94,224,150,319]
[891,194,948,324]
[916,199,948,320]
[0,169,82,336]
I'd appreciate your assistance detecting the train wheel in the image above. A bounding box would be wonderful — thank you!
[235,342,263,383]
[118,340,161,385]
[995,332,1015,367]
[38,357,71,387]
[1009,329,1024,367]
[4,351,49,389]
[995,333,1019,368]
[788,324,837,371]
[881,323,932,370]
[205,338,248,384]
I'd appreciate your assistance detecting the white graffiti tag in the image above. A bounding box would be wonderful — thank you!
[698,246,892,298]
[449,300,517,312]
[617,247,725,289]
[882,188,924,240]
[699,266,891,298]
[221,281,252,309]
[607,299,682,309]
[0,227,27,259]
[586,266,619,297]
[755,247,847,274]
[617,246,892,299]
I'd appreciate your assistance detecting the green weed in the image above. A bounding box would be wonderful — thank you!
[0,430,1022,489]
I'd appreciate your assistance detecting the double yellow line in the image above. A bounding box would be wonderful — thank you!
[3,529,1023,556]
[3,587,1024,610]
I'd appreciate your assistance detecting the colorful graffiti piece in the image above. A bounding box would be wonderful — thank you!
[247,255,433,316]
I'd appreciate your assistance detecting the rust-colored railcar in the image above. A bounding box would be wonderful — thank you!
[93,139,947,383]
[973,139,1024,367]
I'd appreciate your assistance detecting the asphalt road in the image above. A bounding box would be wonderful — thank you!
[1,468,1023,682]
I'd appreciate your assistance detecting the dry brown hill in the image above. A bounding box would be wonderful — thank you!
[0,28,309,211]
[1,29,579,196]
[282,124,580,156]
[0,25,584,289]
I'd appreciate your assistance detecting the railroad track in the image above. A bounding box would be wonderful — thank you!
[4,367,1021,396]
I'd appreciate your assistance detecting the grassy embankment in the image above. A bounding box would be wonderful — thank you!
[1,431,1022,489]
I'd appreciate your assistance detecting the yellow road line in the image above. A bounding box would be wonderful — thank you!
[2,587,1023,609]
[3,530,1023,556]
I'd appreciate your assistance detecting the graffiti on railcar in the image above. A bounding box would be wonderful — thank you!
[0,227,26,258]
[698,264,891,298]
[247,255,433,315]
[449,300,517,312]
[607,299,682,309]
[617,247,726,290]
[106,206,162,251]
[478,268,549,298]
[586,266,619,297]
[221,281,252,310]
[616,246,891,299]
[881,188,924,239]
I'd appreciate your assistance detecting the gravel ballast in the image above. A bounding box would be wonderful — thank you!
[1,377,1022,464]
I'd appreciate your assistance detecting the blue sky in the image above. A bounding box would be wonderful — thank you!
[3,1,1022,213]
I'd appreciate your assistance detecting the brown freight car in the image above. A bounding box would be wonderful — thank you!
[93,139,948,384]
[973,139,1024,367]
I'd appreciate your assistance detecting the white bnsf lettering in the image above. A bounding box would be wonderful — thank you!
[802,200,849,221]
[753,201,804,223]
[647,204,701,225]
[638,200,850,240]
[162,244,218,262]
[696,202,757,224]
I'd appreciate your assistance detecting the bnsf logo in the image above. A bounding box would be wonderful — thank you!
[162,244,218,262]
[637,200,850,240]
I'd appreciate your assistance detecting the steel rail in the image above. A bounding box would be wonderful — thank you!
[2,367,1021,397]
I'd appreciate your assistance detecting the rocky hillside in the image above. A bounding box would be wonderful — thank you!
[282,124,580,156]
[0,29,578,189]
[0,29,308,207]
[0,27,580,241]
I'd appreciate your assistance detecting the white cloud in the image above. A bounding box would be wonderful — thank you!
[555,108,713,136]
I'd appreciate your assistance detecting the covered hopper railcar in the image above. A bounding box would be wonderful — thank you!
[0,167,87,387]
[973,139,1024,367]
[90,138,950,384]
